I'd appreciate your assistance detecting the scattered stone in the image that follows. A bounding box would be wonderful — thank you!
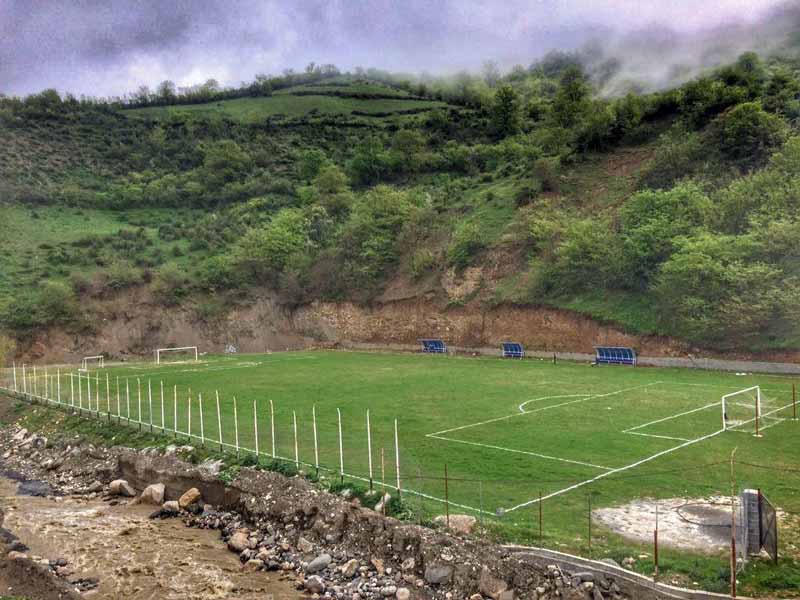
[479,567,508,599]
[396,588,411,600]
[162,500,180,513]
[304,575,326,593]
[242,559,263,572]
[140,483,166,505]
[371,557,385,575]
[306,553,332,574]
[341,558,359,578]
[374,493,392,513]
[297,536,314,554]
[178,487,201,508]
[424,565,453,585]
[85,481,104,494]
[109,479,135,497]
[228,529,250,553]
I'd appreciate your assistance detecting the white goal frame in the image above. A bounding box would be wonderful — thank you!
[155,346,199,364]
[721,385,779,437]
[80,355,105,371]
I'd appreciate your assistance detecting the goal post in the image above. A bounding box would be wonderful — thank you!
[80,355,105,371]
[722,385,788,436]
[155,346,199,364]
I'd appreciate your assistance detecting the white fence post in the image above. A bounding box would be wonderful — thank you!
[106,373,110,420]
[293,411,299,466]
[270,399,276,457]
[367,409,374,491]
[199,393,205,447]
[137,378,142,430]
[233,396,240,457]
[216,391,223,452]
[12,362,17,392]
[337,408,344,483]
[126,379,131,421]
[394,419,401,496]
[253,400,259,457]
[78,372,83,411]
[87,372,92,412]
[187,389,192,440]
[312,405,319,473]
[148,380,153,432]
[57,369,61,403]
[70,372,74,407]
[173,385,178,437]
[116,377,121,422]
[160,381,165,431]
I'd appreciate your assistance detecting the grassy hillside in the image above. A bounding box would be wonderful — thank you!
[126,93,447,122]
[2,58,800,352]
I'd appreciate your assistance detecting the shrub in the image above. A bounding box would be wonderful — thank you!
[447,222,484,270]
[151,264,190,305]
[409,248,436,278]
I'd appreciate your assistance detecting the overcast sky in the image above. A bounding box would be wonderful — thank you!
[0,0,792,98]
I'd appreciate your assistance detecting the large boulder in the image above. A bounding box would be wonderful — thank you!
[479,567,509,599]
[228,529,250,553]
[178,487,201,508]
[424,565,453,585]
[109,479,135,497]
[140,483,165,505]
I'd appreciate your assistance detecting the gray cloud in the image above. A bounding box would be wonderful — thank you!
[0,0,793,98]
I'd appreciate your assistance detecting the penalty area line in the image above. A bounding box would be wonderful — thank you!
[504,427,726,513]
[429,434,615,471]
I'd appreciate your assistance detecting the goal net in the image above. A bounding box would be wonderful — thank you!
[155,346,199,364]
[80,355,105,371]
[722,385,787,435]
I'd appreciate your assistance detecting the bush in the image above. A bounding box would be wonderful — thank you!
[707,102,786,169]
[409,248,436,278]
[447,222,484,270]
[151,264,190,305]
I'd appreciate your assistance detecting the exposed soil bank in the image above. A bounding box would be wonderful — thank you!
[0,475,303,599]
[15,288,800,364]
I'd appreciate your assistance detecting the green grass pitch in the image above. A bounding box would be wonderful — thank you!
[10,350,800,557]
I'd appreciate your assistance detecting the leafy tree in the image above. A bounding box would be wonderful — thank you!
[232,209,310,281]
[618,183,711,288]
[447,222,484,270]
[312,165,352,217]
[654,234,794,344]
[299,149,330,181]
[763,67,800,116]
[157,80,177,104]
[200,140,254,190]
[708,102,786,169]
[551,65,590,129]
[347,137,393,185]
[490,85,521,138]
[391,129,426,171]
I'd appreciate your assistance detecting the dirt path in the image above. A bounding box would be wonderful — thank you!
[0,477,304,600]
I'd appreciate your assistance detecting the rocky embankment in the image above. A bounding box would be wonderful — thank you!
[0,422,633,600]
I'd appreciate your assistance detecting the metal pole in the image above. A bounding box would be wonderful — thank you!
[173,385,178,437]
[116,377,120,424]
[654,502,659,580]
[199,393,205,447]
[253,400,259,458]
[87,371,92,413]
[137,378,142,430]
[312,404,319,474]
[126,379,130,421]
[367,409,374,491]
[216,391,223,452]
[148,380,153,432]
[794,383,797,420]
[444,463,450,528]
[57,369,61,403]
[12,362,17,392]
[337,408,344,483]
[293,411,299,465]
[270,399,276,457]
[394,419,401,496]
[539,490,543,546]
[70,371,74,406]
[233,396,240,457]
[78,372,83,412]
[588,494,592,557]
[731,447,738,599]
[106,373,110,421]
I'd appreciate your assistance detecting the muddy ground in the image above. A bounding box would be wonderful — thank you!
[0,474,304,600]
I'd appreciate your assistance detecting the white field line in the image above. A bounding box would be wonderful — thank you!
[517,394,588,413]
[117,356,318,378]
[505,427,727,512]
[624,431,690,442]
[506,398,799,512]
[429,382,661,438]
[622,401,721,433]
[428,434,614,471]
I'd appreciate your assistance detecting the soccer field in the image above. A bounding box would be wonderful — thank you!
[7,350,800,550]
